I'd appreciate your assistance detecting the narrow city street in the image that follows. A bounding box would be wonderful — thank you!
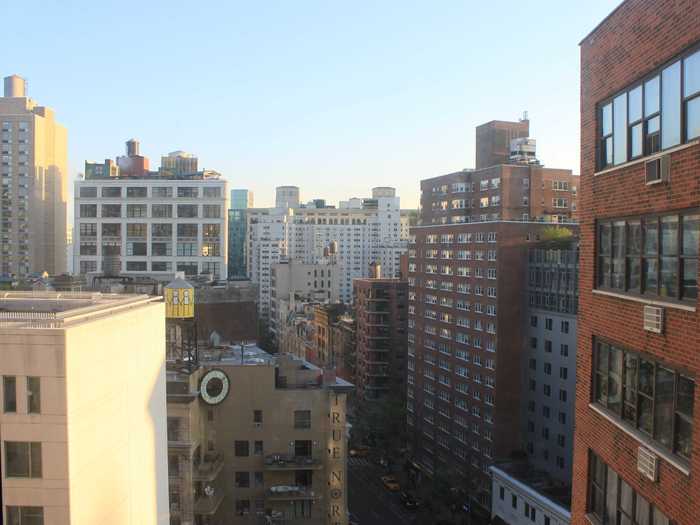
[347,457,418,525]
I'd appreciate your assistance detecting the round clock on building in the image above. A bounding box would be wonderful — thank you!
[199,369,230,405]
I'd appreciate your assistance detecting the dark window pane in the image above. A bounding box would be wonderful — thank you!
[599,223,611,255]
[612,221,625,289]
[687,97,700,140]
[596,373,608,404]
[638,360,654,396]
[645,76,660,116]
[653,367,675,448]
[684,49,700,97]
[677,376,695,416]
[628,259,641,290]
[597,343,609,374]
[627,221,642,255]
[661,61,681,149]
[638,395,653,434]
[683,259,697,299]
[30,442,42,478]
[643,258,658,293]
[675,415,693,459]
[644,220,658,255]
[660,257,678,297]
[661,216,678,255]
[629,86,642,123]
[631,123,643,157]
[27,377,40,414]
[602,103,613,136]
[683,214,700,256]
[614,94,628,164]
[3,376,16,412]
[6,442,30,477]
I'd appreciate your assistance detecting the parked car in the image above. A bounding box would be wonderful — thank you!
[381,475,400,491]
[400,491,421,509]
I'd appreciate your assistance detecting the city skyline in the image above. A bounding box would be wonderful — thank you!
[2,0,618,210]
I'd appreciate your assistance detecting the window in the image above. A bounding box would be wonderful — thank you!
[177,187,198,198]
[254,441,263,455]
[235,499,250,516]
[152,223,172,238]
[80,204,97,217]
[530,315,538,327]
[79,223,97,237]
[27,377,40,414]
[235,471,250,488]
[101,223,121,237]
[599,48,700,169]
[587,451,671,525]
[177,223,198,238]
[151,261,171,272]
[177,204,198,218]
[254,471,264,487]
[101,204,121,218]
[127,223,147,238]
[545,318,553,330]
[512,495,517,509]
[294,440,312,457]
[560,344,569,357]
[544,340,552,353]
[294,410,311,429]
[153,186,173,198]
[152,204,172,218]
[203,205,221,218]
[126,204,147,218]
[6,507,44,525]
[126,187,147,198]
[4,376,17,413]
[101,187,121,198]
[126,261,147,271]
[203,224,221,238]
[561,320,570,333]
[151,243,171,256]
[5,442,42,477]
[79,186,97,198]
[253,410,263,424]
[203,186,221,198]
[560,367,568,379]
[594,340,694,459]
[235,441,249,457]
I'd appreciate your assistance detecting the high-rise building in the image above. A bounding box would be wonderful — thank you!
[408,119,579,516]
[0,75,68,276]
[228,189,254,279]
[247,187,410,317]
[353,271,408,401]
[0,292,169,524]
[231,189,254,210]
[75,142,228,280]
[573,2,700,525]
[160,151,198,176]
[166,346,353,525]
[275,186,300,209]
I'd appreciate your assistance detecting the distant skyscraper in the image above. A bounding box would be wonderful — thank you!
[230,188,254,209]
[0,74,68,276]
[275,185,300,209]
[160,150,198,176]
[228,189,254,279]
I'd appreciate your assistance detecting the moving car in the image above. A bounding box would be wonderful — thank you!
[349,446,370,458]
[381,475,400,492]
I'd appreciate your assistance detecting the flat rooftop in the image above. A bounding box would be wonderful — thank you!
[491,461,571,511]
[0,292,158,329]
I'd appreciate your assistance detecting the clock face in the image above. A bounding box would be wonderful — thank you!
[199,369,230,405]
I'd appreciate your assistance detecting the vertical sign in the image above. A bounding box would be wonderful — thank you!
[327,392,348,525]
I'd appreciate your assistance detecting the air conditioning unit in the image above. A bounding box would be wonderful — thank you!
[643,305,664,334]
[645,155,670,185]
[637,446,659,482]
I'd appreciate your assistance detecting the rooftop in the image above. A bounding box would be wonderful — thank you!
[490,461,571,512]
[0,292,159,329]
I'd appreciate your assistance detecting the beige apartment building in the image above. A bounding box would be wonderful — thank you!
[166,346,352,525]
[0,292,169,525]
[0,75,68,276]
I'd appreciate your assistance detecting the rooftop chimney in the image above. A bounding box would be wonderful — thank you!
[4,75,26,97]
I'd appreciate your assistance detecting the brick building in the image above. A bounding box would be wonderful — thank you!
[408,119,578,513]
[353,275,408,401]
[573,2,700,524]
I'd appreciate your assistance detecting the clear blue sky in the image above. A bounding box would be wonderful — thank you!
[2,0,620,209]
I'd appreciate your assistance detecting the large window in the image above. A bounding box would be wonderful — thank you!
[3,376,16,413]
[588,451,670,525]
[597,212,698,301]
[177,204,198,218]
[294,410,311,429]
[79,204,97,218]
[598,46,700,169]
[126,187,147,198]
[594,340,694,460]
[101,187,121,198]
[152,223,172,238]
[27,377,40,414]
[127,204,147,218]
[5,442,42,478]
[6,506,44,525]
[101,204,121,218]
[152,204,172,218]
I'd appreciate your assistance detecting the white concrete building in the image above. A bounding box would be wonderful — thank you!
[74,173,227,280]
[247,187,410,318]
[491,464,570,525]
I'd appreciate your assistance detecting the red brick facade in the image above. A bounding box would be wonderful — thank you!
[574,1,700,524]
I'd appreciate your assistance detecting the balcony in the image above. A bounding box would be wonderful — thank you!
[193,491,225,515]
[193,452,225,481]
[266,486,318,501]
[264,454,322,470]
